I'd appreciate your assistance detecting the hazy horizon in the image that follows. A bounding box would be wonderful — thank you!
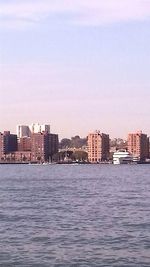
[0,0,150,139]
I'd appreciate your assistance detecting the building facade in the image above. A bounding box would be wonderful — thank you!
[127,131,149,161]
[0,127,58,163]
[3,131,18,154]
[31,132,48,162]
[0,133,4,160]
[16,125,30,138]
[31,132,58,162]
[29,123,50,135]
[88,131,109,163]
[48,134,59,161]
[0,131,18,160]
[18,137,31,151]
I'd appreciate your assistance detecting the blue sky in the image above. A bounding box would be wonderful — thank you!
[0,0,150,139]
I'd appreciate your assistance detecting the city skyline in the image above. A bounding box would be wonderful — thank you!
[0,1,150,139]
[0,122,150,142]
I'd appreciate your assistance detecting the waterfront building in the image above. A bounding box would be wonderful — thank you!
[48,134,59,161]
[0,131,18,160]
[31,132,58,162]
[31,132,48,162]
[88,131,109,163]
[18,137,31,151]
[0,125,58,162]
[0,133,4,160]
[127,131,149,161]
[3,131,18,154]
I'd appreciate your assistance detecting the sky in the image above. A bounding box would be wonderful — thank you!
[0,0,150,139]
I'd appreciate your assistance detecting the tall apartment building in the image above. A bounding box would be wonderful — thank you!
[29,123,50,135]
[16,125,30,138]
[18,137,31,151]
[3,131,18,154]
[0,133,4,160]
[31,132,48,162]
[127,131,149,161]
[0,131,18,159]
[17,123,50,138]
[48,134,59,161]
[31,132,58,162]
[88,131,109,163]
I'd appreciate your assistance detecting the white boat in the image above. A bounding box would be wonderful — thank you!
[113,150,133,165]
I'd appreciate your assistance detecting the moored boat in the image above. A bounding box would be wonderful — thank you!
[113,150,133,164]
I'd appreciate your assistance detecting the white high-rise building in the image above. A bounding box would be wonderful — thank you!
[40,124,50,133]
[16,125,30,138]
[29,123,50,135]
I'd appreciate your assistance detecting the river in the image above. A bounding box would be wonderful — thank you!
[0,164,149,266]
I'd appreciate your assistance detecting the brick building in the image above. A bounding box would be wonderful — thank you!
[18,137,31,151]
[31,132,59,162]
[127,131,149,161]
[88,131,109,163]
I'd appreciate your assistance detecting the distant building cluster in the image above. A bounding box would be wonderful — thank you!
[87,130,149,164]
[16,123,50,138]
[0,123,58,163]
[0,125,149,164]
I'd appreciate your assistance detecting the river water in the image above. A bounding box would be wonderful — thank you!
[0,164,150,267]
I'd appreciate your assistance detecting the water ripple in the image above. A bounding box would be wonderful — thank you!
[0,164,150,266]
